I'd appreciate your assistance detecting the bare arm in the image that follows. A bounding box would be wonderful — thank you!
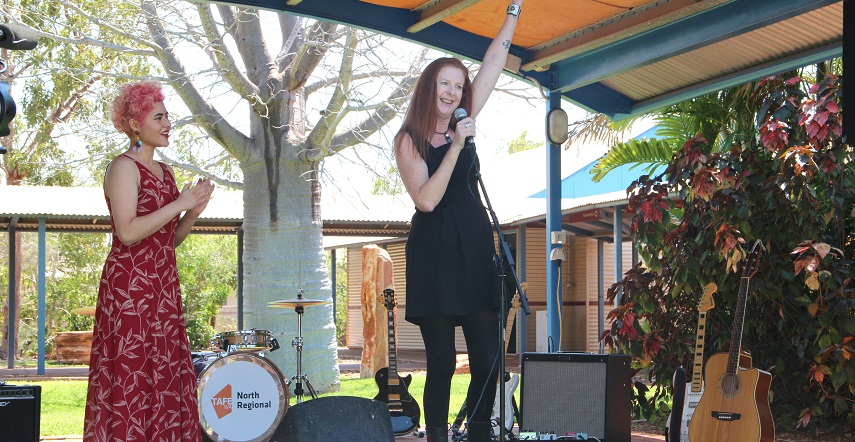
[105,157,212,246]
[470,0,524,118]
[173,173,215,247]
[396,132,466,212]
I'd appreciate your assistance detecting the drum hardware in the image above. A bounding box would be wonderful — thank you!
[209,329,279,354]
[268,289,329,403]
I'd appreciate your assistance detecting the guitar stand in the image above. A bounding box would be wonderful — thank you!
[286,304,318,403]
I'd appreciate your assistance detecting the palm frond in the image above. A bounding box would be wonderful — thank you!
[590,138,675,182]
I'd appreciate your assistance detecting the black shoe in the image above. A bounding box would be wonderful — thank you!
[426,425,449,442]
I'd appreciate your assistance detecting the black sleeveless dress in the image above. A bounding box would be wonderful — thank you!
[404,142,501,325]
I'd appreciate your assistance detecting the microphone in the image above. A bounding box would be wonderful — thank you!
[453,108,476,150]
[0,23,39,51]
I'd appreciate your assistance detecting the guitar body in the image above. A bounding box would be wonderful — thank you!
[665,366,687,442]
[689,352,774,442]
[491,372,520,437]
[375,290,422,437]
[373,367,421,436]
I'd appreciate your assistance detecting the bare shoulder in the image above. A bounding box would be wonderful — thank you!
[104,155,139,186]
[395,131,419,159]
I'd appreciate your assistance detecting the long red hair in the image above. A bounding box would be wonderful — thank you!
[396,57,473,160]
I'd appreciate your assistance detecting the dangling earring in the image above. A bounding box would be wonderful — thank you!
[132,131,142,152]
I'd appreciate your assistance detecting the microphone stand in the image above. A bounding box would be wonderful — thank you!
[470,147,531,442]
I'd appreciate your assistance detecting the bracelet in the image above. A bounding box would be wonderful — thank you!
[507,3,521,17]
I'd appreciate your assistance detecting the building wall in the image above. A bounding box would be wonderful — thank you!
[346,242,467,351]
[345,228,635,354]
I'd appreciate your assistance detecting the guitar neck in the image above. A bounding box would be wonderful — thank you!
[387,306,398,380]
[504,307,518,353]
[726,276,750,375]
[690,310,709,392]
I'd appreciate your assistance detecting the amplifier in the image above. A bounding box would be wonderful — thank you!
[0,384,41,442]
[520,352,631,442]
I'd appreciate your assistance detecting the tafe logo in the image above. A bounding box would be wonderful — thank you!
[211,384,232,419]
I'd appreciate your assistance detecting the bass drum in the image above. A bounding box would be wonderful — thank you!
[197,353,288,442]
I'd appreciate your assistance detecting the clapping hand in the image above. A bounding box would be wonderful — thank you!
[178,178,215,216]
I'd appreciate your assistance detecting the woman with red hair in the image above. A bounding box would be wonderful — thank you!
[84,81,214,441]
[395,2,523,441]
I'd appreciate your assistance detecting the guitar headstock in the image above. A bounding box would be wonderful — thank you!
[697,282,717,312]
[381,289,397,310]
[742,240,764,279]
[511,282,527,311]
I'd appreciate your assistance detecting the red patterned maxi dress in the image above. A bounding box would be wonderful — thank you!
[84,155,201,442]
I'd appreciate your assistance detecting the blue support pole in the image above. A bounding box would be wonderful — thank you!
[38,218,46,375]
[613,205,624,307]
[545,91,563,353]
[7,217,18,369]
[597,239,604,353]
[517,224,527,353]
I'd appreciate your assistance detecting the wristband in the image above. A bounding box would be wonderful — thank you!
[507,3,521,17]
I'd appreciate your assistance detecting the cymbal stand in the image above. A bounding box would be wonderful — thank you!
[286,302,318,403]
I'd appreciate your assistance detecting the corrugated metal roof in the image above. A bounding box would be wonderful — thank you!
[211,0,843,119]
[0,186,412,235]
[603,3,843,103]
[0,183,636,239]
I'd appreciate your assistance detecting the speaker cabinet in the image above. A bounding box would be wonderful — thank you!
[0,384,41,442]
[520,352,631,442]
[272,396,395,442]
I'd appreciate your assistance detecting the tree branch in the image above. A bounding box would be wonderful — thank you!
[285,20,338,90]
[196,3,259,100]
[140,0,251,161]
[156,150,243,189]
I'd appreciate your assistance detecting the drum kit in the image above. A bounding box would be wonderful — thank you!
[195,290,329,442]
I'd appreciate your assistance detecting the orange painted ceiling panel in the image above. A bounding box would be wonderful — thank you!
[361,0,652,48]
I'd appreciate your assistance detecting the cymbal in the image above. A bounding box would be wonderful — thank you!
[268,297,329,308]
[71,306,97,316]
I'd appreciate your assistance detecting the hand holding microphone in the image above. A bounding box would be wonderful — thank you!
[453,108,477,150]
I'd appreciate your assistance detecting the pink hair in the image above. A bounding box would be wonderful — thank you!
[111,81,165,138]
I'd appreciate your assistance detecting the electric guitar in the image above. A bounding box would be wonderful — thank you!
[689,240,775,442]
[491,291,522,437]
[665,282,717,442]
[374,289,421,436]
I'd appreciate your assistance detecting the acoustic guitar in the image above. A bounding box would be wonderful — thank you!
[689,240,775,442]
[374,289,421,436]
[666,282,717,442]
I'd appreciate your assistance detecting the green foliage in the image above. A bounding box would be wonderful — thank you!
[372,165,405,195]
[602,72,854,431]
[506,130,541,154]
[327,249,348,345]
[590,138,674,182]
[176,235,238,350]
[2,0,154,186]
[0,231,236,356]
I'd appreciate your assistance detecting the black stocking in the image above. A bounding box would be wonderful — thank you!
[419,308,501,427]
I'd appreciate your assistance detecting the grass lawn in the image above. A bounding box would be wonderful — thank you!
[11,373,520,436]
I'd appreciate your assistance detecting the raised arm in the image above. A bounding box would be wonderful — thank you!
[470,0,524,118]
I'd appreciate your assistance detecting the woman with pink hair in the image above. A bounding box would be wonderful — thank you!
[84,81,214,441]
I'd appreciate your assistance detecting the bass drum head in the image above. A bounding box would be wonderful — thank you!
[197,353,288,442]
